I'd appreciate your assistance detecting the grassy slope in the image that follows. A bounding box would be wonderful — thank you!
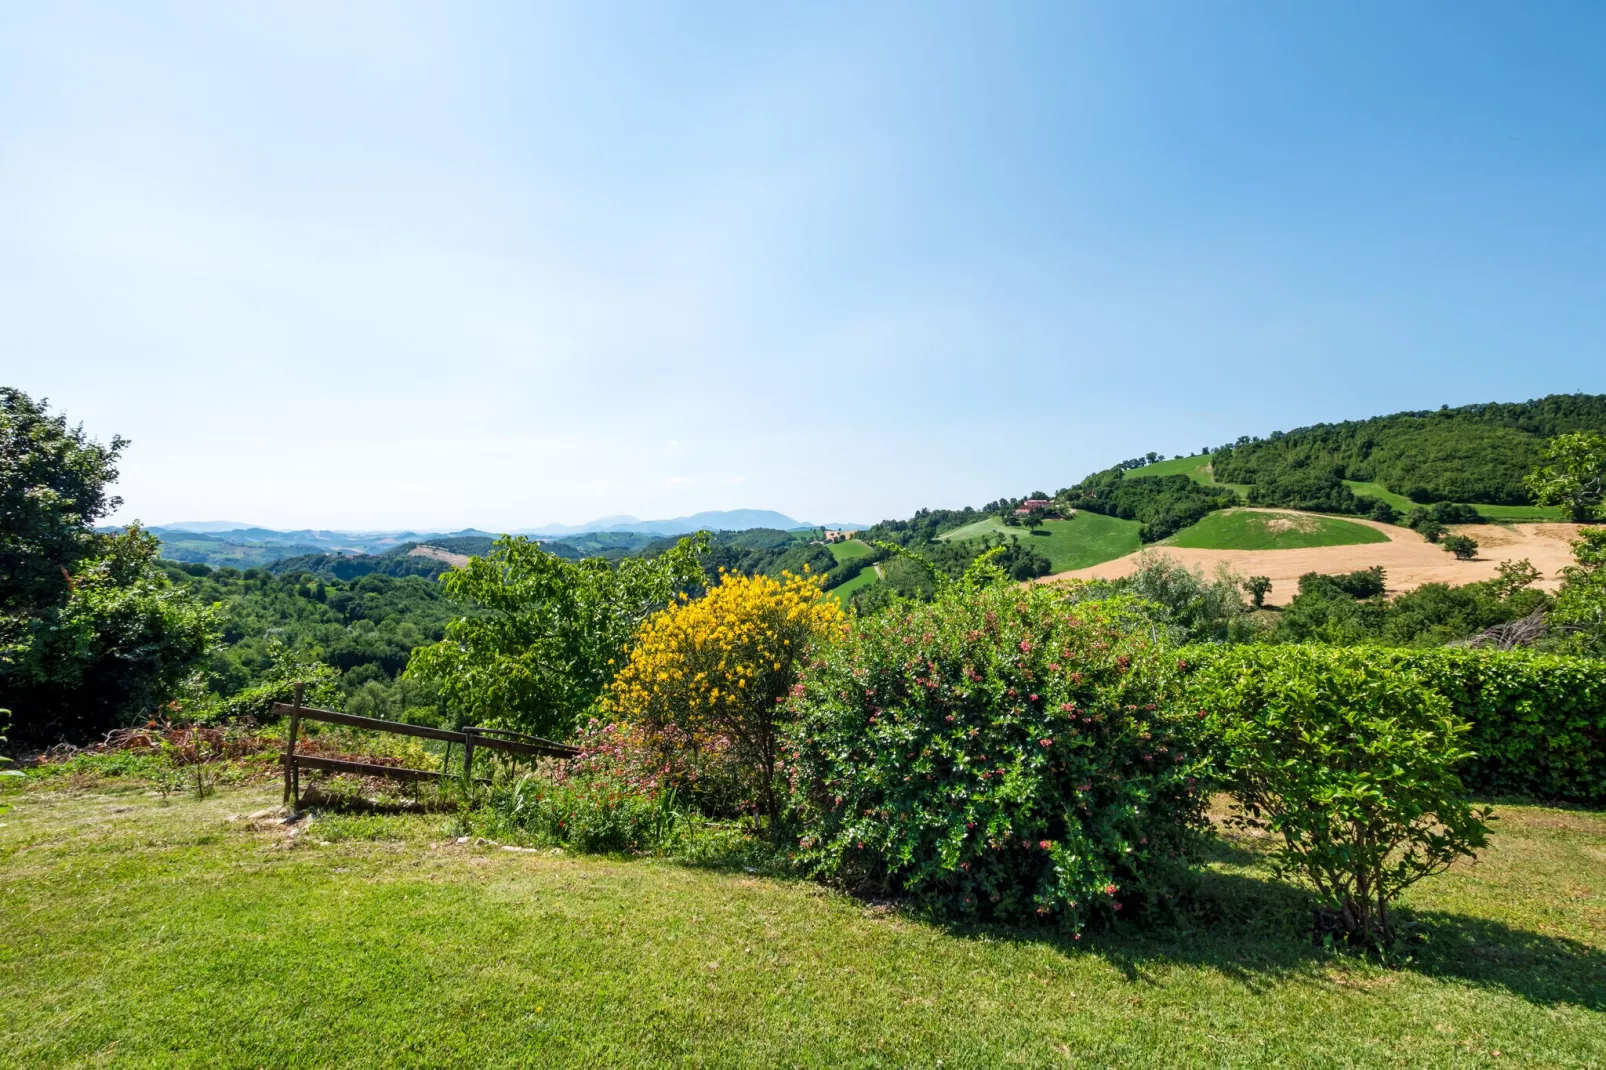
[938,514,1142,573]
[824,566,878,604]
[1,781,1602,1067]
[1128,454,1252,497]
[827,540,874,565]
[1164,508,1391,551]
[1342,481,1565,523]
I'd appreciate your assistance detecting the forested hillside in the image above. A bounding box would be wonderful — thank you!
[1212,393,1606,507]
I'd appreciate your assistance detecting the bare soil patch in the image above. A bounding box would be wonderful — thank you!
[1040,510,1585,604]
[408,545,472,568]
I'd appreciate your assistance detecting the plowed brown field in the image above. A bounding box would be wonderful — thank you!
[1038,510,1584,605]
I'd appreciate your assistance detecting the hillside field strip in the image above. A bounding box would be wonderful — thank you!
[1045,512,1585,603]
[1343,481,1565,523]
[824,566,878,604]
[826,539,873,565]
[937,513,1142,573]
[1128,454,1252,496]
[1164,508,1390,551]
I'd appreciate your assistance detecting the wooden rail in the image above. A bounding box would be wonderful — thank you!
[276,691,576,809]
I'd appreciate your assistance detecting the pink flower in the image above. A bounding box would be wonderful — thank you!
[1019,640,1032,652]
[1029,694,1038,702]
[1104,883,1117,896]
[1039,738,1053,748]
[1038,840,1051,850]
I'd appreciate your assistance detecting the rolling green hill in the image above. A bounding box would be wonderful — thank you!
[1212,393,1606,508]
[1163,509,1391,551]
[937,513,1142,573]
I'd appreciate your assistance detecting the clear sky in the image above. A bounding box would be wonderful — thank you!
[4,2,1603,531]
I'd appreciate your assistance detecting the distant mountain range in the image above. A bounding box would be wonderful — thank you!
[519,509,827,536]
[117,510,868,569]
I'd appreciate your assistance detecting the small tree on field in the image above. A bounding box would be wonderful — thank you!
[1442,535,1478,560]
[1194,647,1491,950]
[1243,575,1272,608]
[1524,431,1606,522]
[1416,520,1446,543]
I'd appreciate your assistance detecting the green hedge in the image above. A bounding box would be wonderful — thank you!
[1184,646,1606,803]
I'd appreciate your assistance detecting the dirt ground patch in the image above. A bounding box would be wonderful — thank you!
[1040,510,1585,605]
[408,545,472,568]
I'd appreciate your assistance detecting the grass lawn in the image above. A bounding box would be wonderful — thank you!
[1165,508,1391,551]
[825,565,879,604]
[1,778,1602,1067]
[937,513,1142,574]
[827,539,874,565]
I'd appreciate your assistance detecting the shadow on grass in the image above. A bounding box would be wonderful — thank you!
[932,866,1606,1013]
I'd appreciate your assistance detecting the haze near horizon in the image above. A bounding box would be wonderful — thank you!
[4,2,1603,530]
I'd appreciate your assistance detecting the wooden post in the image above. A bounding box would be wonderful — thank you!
[462,727,477,791]
[283,682,303,809]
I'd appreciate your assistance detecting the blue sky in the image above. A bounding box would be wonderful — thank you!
[4,2,1603,530]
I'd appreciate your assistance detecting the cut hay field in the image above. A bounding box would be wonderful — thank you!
[938,513,1141,573]
[1046,514,1585,601]
[2,781,1602,1067]
[1164,508,1390,551]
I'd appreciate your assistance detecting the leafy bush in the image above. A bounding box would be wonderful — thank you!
[1190,646,1492,948]
[787,584,1210,935]
[1299,566,1386,600]
[1442,535,1479,560]
[1525,431,1606,521]
[1110,553,1251,643]
[1553,526,1606,653]
[4,527,220,744]
[486,770,683,854]
[605,569,844,836]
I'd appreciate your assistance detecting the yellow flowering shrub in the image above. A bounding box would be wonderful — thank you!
[605,568,846,836]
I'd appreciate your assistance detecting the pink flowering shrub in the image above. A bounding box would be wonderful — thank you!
[785,583,1209,934]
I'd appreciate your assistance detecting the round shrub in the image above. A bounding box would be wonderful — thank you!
[786,583,1209,934]
[1187,645,1492,948]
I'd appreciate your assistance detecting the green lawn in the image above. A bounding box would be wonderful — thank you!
[1343,481,1566,523]
[1165,508,1391,550]
[827,539,874,565]
[937,513,1142,573]
[2,779,1601,1067]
